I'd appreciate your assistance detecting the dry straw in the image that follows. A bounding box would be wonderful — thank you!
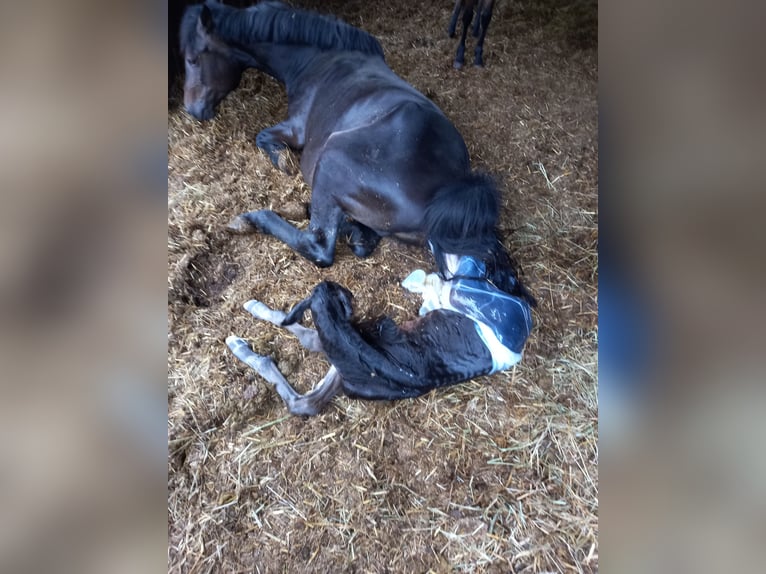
[169,1,597,571]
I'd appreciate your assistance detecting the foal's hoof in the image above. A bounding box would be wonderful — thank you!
[244,300,272,320]
[226,335,248,351]
[226,336,254,361]
[226,214,257,234]
[453,60,464,70]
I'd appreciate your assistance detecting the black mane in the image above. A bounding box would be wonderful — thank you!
[424,173,537,307]
[183,1,385,58]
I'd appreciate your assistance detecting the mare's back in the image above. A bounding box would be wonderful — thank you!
[301,52,449,143]
[299,51,468,185]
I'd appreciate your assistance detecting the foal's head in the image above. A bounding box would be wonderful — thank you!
[179,2,244,120]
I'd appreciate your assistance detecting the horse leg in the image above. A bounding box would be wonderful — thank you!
[302,201,380,259]
[454,3,475,69]
[243,299,323,352]
[339,219,381,259]
[472,0,485,37]
[448,0,464,37]
[227,199,343,267]
[255,119,305,175]
[473,0,494,67]
[226,337,342,416]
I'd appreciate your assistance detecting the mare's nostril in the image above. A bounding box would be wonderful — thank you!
[185,101,213,121]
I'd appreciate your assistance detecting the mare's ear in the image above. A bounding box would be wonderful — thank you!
[197,5,214,37]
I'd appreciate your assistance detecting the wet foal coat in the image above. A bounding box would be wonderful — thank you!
[227,255,534,416]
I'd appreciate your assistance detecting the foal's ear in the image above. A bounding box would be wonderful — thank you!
[198,5,215,36]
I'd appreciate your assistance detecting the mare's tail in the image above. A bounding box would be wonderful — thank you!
[424,173,537,307]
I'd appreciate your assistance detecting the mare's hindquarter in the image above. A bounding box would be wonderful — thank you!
[295,53,473,236]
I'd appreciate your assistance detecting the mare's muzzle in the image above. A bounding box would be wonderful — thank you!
[185,100,216,121]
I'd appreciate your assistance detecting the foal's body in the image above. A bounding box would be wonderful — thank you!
[227,255,533,416]
[228,283,494,415]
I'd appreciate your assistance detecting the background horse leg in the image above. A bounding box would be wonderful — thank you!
[226,337,342,416]
[453,1,475,69]
[473,0,495,67]
[447,0,464,38]
[255,119,305,175]
[472,0,484,37]
[243,299,323,352]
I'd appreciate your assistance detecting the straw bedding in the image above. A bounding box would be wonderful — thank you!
[168,1,597,571]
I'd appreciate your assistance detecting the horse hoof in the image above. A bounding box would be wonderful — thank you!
[226,214,257,234]
[244,300,272,320]
[453,60,464,70]
[226,335,245,347]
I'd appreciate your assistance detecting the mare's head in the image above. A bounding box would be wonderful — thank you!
[179,2,244,120]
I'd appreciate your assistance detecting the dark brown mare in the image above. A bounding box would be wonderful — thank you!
[447,0,496,69]
[179,1,527,285]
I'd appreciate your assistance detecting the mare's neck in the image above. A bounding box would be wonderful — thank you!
[210,4,328,90]
[242,43,318,88]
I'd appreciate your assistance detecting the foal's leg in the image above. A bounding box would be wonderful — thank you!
[226,337,342,416]
[473,0,495,67]
[243,299,323,353]
[255,119,305,175]
[453,1,475,69]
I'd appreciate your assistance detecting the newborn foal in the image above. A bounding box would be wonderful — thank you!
[226,256,533,415]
